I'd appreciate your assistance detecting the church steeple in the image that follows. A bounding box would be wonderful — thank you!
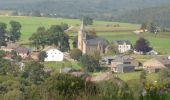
[80,19,85,31]
[78,20,87,53]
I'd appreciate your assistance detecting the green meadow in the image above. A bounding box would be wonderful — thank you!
[0,16,139,43]
[0,15,169,53]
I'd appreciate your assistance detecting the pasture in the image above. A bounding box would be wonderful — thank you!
[0,16,139,43]
[0,17,169,55]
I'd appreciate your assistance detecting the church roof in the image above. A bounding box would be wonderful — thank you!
[113,40,131,45]
[86,37,109,47]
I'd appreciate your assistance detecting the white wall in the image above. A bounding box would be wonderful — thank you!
[45,49,64,62]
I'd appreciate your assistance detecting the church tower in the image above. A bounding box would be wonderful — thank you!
[78,20,87,53]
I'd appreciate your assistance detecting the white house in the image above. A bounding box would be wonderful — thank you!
[113,40,132,53]
[44,46,64,62]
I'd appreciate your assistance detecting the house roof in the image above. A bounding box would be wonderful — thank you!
[15,46,31,54]
[117,64,135,68]
[143,56,170,68]
[113,40,131,45]
[1,42,19,50]
[86,37,109,47]
[112,55,134,62]
[155,57,170,67]
[43,45,59,52]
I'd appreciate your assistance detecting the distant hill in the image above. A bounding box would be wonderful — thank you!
[115,5,170,28]
[1,0,170,27]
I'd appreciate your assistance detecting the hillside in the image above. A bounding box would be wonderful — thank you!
[1,0,170,20]
[115,5,170,28]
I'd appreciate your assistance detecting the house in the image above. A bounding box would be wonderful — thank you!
[113,40,132,53]
[0,42,19,52]
[78,21,109,55]
[143,56,170,73]
[115,64,135,73]
[30,51,40,61]
[146,50,159,55]
[101,56,115,65]
[44,46,64,62]
[110,55,138,73]
[14,46,31,59]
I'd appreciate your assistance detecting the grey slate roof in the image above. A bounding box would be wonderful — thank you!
[113,40,131,45]
[15,46,31,54]
[113,55,134,62]
[155,57,170,67]
[86,37,109,47]
[117,64,135,68]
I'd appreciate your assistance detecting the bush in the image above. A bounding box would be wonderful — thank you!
[70,49,82,60]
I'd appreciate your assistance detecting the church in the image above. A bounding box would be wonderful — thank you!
[78,21,109,55]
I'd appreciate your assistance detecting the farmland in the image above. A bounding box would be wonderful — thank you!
[0,16,170,54]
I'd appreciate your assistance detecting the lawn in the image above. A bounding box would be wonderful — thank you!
[96,32,170,54]
[113,72,158,82]
[0,16,139,44]
[0,15,169,53]
[43,61,81,72]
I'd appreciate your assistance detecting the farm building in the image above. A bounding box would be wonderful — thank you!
[110,55,138,73]
[115,64,135,73]
[143,56,170,73]
[44,46,64,62]
[14,46,31,59]
[0,42,19,52]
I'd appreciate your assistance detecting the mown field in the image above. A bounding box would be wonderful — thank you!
[0,16,139,43]
[0,16,169,55]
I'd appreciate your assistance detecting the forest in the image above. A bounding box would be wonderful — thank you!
[1,0,170,28]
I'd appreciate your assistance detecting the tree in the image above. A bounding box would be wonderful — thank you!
[21,61,47,85]
[140,23,148,30]
[72,36,78,48]
[134,37,152,53]
[29,27,48,50]
[38,51,47,62]
[149,22,157,33]
[70,49,82,60]
[44,73,85,98]
[80,54,100,72]
[47,25,70,51]
[140,70,147,88]
[106,44,119,55]
[0,50,5,59]
[11,50,22,62]
[60,23,69,31]
[83,16,93,26]
[158,68,170,87]
[0,22,7,46]
[9,21,22,42]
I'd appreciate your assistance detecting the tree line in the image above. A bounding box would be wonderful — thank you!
[0,21,22,46]
[0,54,170,100]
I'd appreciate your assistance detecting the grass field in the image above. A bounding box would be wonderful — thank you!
[0,16,139,43]
[114,72,158,82]
[0,16,169,54]
[95,32,170,54]
[43,61,81,72]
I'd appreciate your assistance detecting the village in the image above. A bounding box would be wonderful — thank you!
[0,20,170,82]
